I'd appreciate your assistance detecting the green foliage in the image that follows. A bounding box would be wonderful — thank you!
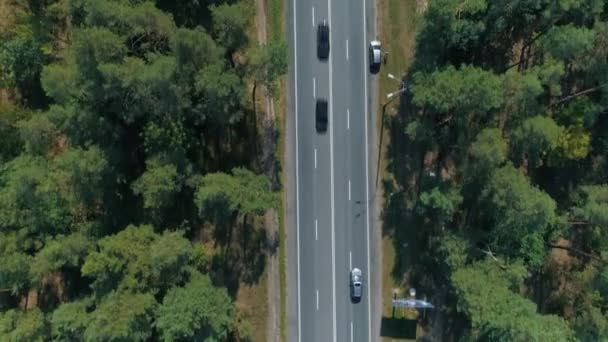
[502,70,544,117]
[0,37,45,90]
[250,40,289,93]
[172,27,223,77]
[403,0,608,339]
[511,116,563,168]
[156,272,234,341]
[0,155,69,237]
[469,128,508,167]
[571,185,608,251]
[554,125,591,162]
[17,114,58,156]
[84,291,157,342]
[556,97,601,129]
[210,1,252,53]
[0,104,29,162]
[0,251,33,295]
[0,308,48,342]
[412,65,503,114]
[31,233,94,286]
[132,159,182,210]
[82,225,194,297]
[418,186,462,224]
[480,165,558,268]
[435,232,470,274]
[0,0,251,339]
[452,260,575,341]
[195,62,245,125]
[51,299,92,341]
[142,119,189,159]
[195,168,278,223]
[575,302,608,341]
[51,146,109,210]
[540,24,595,61]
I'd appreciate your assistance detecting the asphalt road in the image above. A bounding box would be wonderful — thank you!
[287,0,377,341]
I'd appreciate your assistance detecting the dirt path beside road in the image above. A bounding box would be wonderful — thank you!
[254,0,280,341]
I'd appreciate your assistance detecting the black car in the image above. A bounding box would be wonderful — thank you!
[317,21,330,60]
[316,99,328,133]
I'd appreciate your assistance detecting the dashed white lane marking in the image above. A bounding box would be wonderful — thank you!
[313,77,316,98]
[349,251,352,269]
[315,219,318,241]
[314,148,317,169]
[316,290,319,310]
[312,7,315,27]
[347,109,350,130]
[346,39,349,60]
[348,180,351,201]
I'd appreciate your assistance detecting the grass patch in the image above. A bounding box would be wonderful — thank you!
[268,0,285,43]
[380,237,418,342]
[266,0,288,339]
[235,270,269,342]
[377,0,421,340]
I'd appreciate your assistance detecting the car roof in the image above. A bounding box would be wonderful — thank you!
[370,40,381,47]
[372,49,381,63]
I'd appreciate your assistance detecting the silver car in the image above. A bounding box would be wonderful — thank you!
[350,268,363,302]
[369,40,382,73]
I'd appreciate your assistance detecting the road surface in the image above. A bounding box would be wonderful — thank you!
[286,0,378,341]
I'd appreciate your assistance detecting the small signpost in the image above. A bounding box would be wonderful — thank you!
[392,288,434,318]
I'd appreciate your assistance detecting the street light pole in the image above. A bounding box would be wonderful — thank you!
[376,75,408,187]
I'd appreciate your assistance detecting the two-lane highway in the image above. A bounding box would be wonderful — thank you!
[288,0,376,341]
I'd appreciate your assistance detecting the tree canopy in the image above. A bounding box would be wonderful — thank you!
[0,0,285,339]
[389,0,608,339]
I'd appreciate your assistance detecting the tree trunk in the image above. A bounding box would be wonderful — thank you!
[547,243,604,263]
[551,84,608,107]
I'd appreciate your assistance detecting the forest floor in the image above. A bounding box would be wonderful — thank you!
[376,0,424,341]
[251,0,284,340]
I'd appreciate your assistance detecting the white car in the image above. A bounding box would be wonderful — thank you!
[369,40,382,73]
[350,268,363,302]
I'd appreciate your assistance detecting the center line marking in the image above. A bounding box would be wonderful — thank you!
[314,148,317,169]
[316,290,319,310]
[348,180,351,201]
[312,7,315,27]
[313,77,316,98]
[347,109,350,130]
[315,219,318,240]
[346,39,349,60]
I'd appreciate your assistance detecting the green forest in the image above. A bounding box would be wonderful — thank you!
[386,0,608,340]
[0,0,285,340]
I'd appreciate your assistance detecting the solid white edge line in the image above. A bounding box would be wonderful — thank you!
[328,0,337,340]
[293,0,302,340]
[363,0,372,339]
